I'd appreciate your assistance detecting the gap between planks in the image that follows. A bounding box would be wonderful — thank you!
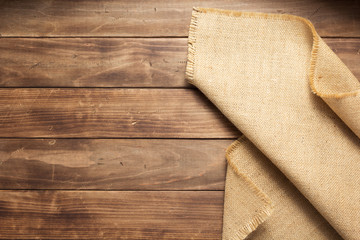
[0,0,359,37]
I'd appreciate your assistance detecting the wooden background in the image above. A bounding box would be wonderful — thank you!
[0,0,359,239]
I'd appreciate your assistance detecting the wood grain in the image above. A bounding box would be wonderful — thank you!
[0,38,359,87]
[0,139,231,190]
[0,0,359,37]
[0,38,188,87]
[0,190,223,239]
[0,88,239,138]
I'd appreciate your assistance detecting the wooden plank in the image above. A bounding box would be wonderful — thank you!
[0,88,239,138]
[0,190,223,239]
[0,38,189,87]
[0,38,358,88]
[0,139,231,190]
[0,0,359,37]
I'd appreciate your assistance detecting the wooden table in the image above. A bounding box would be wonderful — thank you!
[0,1,359,239]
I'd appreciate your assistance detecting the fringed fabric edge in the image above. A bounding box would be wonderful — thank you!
[225,137,274,239]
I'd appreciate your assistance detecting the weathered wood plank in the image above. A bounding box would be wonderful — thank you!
[0,38,358,87]
[0,88,239,138]
[0,0,359,37]
[0,190,224,239]
[0,38,188,87]
[0,139,231,190]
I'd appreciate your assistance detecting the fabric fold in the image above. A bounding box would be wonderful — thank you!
[224,137,342,240]
[310,36,360,138]
[223,138,273,239]
[185,7,360,240]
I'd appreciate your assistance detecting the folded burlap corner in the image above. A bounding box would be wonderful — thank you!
[185,8,360,240]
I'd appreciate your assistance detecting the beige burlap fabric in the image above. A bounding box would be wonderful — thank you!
[185,8,360,240]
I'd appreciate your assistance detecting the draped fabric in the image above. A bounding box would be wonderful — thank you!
[185,8,360,240]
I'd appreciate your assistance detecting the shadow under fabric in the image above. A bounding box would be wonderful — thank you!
[185,8,360,240]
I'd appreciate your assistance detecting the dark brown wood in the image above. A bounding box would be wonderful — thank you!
[0,0,359,37]
[0,38,358,87]
[0,139,231,190]
[0,88,239,138]
[0,38,189,87]
[0,190,224,239]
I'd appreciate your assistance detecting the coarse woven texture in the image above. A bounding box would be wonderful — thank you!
[225,137,342,240]
[185,7,360,240]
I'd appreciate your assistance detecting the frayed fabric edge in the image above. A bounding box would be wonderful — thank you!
[225,137,274,239]
[185,8,275,239]
[226,206,274,240]
[185,8,200,85]
[186,7,360,99]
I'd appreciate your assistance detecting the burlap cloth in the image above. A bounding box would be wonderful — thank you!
[185,7,360,240]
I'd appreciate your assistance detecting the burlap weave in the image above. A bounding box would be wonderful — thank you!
[185,8,360,240]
